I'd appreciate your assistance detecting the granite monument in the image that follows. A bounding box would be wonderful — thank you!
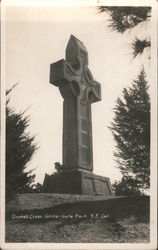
[43,35,113,195]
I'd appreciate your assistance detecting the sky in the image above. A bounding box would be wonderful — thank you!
[5,4,151,185]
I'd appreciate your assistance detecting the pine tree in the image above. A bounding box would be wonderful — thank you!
[6,87,37,201]
[110,68,150,190]
[98,6,151,58]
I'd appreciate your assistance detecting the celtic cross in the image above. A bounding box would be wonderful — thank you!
[50,35,101,172]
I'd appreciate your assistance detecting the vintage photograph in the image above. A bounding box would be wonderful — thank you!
[1,0,157,249]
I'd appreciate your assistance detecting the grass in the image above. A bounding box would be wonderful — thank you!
[6,194,150,243]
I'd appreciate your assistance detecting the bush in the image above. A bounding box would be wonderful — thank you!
[112,176,143,196]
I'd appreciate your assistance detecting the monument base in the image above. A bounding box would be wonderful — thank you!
[43,170,113,195]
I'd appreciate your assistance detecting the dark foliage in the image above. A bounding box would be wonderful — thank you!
[98,6,151,57]
[32,182,43,193]
[110,68,150,189]
[6,88,37,201]
[112,176,143,196]
[53,162,64,175]
[132,38,151,58]
[98,6,151,33]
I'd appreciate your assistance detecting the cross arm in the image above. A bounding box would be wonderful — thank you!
[86,80,101,103]
[50,59,81,99]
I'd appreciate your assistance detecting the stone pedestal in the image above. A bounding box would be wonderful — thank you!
[43,170,113,195]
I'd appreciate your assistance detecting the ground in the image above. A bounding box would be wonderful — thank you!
[6,194,150,243]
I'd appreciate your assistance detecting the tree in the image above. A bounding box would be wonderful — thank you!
[98,6,151,58]
[6,86,37,201]
[110,68,150,190]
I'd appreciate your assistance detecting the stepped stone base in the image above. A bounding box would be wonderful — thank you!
[43,170,113,195]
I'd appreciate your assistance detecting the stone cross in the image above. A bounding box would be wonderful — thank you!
[44,35,113,195]
[50,35,101,172]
